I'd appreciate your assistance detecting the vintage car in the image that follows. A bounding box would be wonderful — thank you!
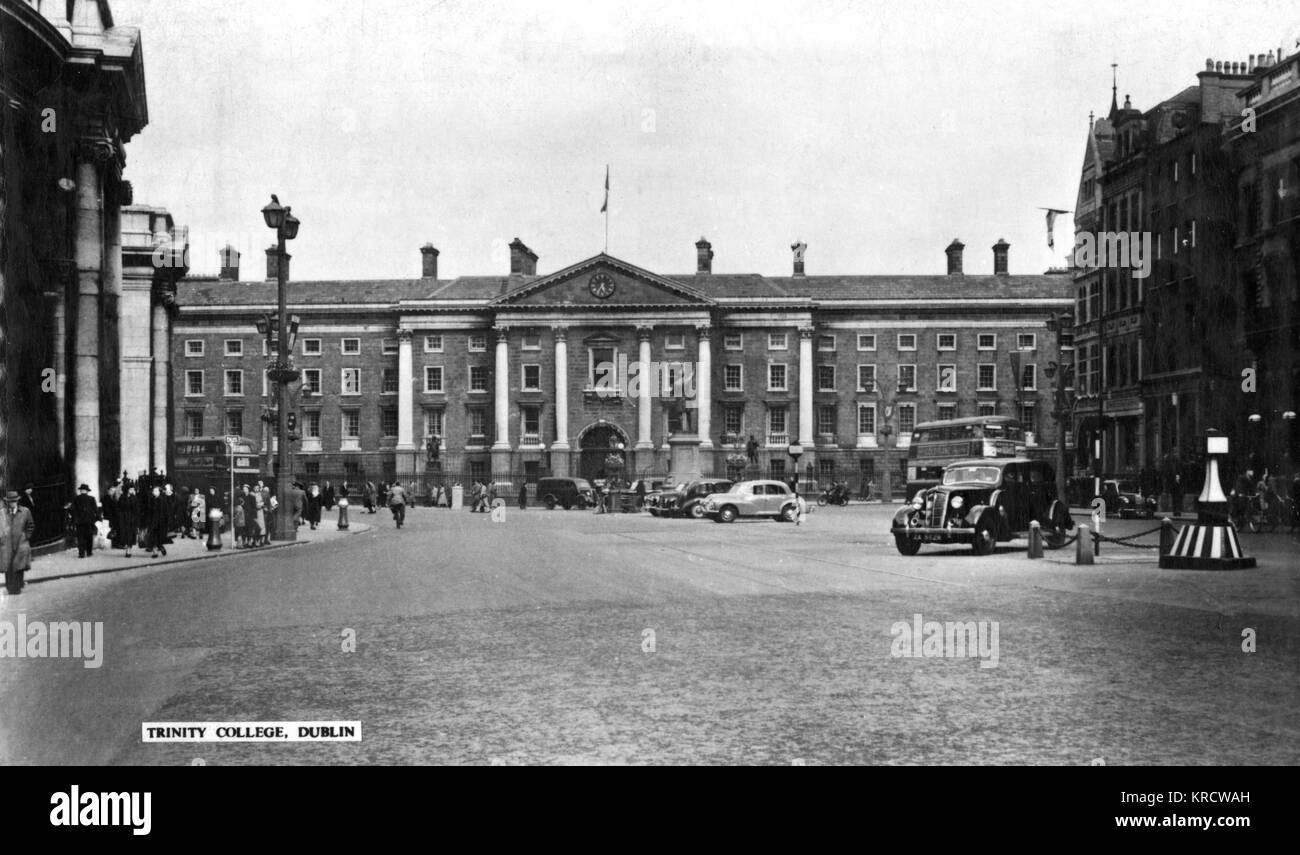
[645,482,686,516]
[891,458,1072,555]
[701,479,800,523]
[535,477,596,510]
[1110,479,1158,519]
[669,479,736,518]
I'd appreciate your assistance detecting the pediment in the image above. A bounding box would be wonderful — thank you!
[492,254,713,307]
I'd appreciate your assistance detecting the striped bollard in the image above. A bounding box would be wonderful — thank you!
[1076,524,1093,565]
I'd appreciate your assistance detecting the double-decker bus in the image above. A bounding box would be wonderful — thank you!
[171,436,261,498]
[905,416,1025,499]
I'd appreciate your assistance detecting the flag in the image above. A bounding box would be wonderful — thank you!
[600,165,609,213]
[1042,208,1069,249]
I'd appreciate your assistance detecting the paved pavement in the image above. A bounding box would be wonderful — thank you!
[1,504,1296,765]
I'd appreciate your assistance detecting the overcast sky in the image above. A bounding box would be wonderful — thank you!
[111,0,1299,281]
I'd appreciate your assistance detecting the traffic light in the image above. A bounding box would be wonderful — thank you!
[287,412,297,432]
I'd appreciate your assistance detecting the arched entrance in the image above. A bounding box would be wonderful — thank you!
[578,422,630,483]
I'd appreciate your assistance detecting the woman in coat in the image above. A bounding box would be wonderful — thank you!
[116,485,140,558]
[304,483,322,530]
[146,486,172,558]
[189,489,206,539]
[253,491,267,546]
[241,486,258,547]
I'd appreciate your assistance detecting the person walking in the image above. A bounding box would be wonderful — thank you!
[322,481,336,511]
[518,483,527,510]
[146,485,171,558]
[2,490,36,595]
[189,488,206,539]
[117,485,140,558]
[305,483,322,530]
[72,484,99,559]
[242,485,258,547]
[18,483,35,514]
[103,481,121,548]
[363,481,376,514]
[253,490,268,546]
[290,481,306,530]
[388,481,408,528]
[634,479,645,510]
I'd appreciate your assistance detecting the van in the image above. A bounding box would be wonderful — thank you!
[536,477,596,510]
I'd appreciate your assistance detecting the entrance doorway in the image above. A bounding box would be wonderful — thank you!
[579,423,629,483]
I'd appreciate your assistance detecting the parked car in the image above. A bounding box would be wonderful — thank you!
[701,479,799,523]
[536,477,596,510]
[627,478,666,509]
[672,479,735,518]
[1111,479,1157,519]
[891,458,1072,555]
[645,482,686,517]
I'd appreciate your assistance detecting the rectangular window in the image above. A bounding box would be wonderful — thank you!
[817,365,836,392]
[381,408,398,437]
[819,458,836,479]
[1021,364,1036,391]
[184,412,203,437]
[302,338,321,356]
[937,333,956,351]
[857,334,876,351]
[470,366,490,392]
[1020,402,1037,432]
[897,334,916,351]
[342,338,361,355]
[898,404,916,434]
[341,368,361,395]
[588,346,616,387]
[817,405,836,435]
[424,335,444,353]
[768,406,787,436]
[224,339,243,357]
[185,340,204,357]
[724,364,743,391]
[381,368,399,394]
[1017,333,1037,350]
[978,334,996,350]
[522,364,541,391]
[304,461,320,477]
[225,411,243,437]
[723,332,743,350]
[979,402,997,418]
[224,370,243,396]
[857,403,876,435]
[768,364,787,391]
[468,334,487,352]
[305,411,321,439]
[817,334,836,351]
[342,411,360,438]
[469,461,489,482]
[857,364,876,393]
[937,364,957,392]
[522,405,541,435]
[303,368,322,395]
[723,406,743,436]
[381,338,398,356]
[978,364,996,390]
[898,364,917,392]
[521,333,541,350]
[664,332,685,350]
[769,333,788,350]
[769,459,786,477]
[424,366,443,393]
[937,403,956,421]
[424,409,444,439]
[186,370,204,396]
[469,409,486,438]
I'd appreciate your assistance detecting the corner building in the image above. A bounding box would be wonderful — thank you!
[175,237,1071,500]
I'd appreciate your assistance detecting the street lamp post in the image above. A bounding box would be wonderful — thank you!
[261,195,301,541]
[1044,312,1076,502]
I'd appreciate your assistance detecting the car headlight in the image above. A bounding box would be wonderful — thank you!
[912,495,924,509]
[950,496,964,509]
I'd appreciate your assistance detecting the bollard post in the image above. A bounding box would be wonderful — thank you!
[1076,524,1093,565]
[337,497,349,530]
[206,508,223,551]
[1159,517,1175,555]
[1028,520,1043,559]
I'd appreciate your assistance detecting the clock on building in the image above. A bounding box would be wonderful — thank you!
[588,272,616,299]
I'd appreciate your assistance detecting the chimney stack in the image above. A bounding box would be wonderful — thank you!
[509,238,537,276]
[695,237,713,274]
[992,238,1009,275]
[945,238,965,275]
[218,244,241,281]
[420,243,440,280]
[265,245,289,282]
[791,241,807,277]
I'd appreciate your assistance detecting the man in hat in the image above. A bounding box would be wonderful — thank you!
[72,484,100,558]
[2,490,36,594]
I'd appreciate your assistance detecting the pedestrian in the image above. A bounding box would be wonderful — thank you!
[518,483,527,510]
[19,483,35,514]
[232,499,246,547]
[290,481,306,529]
[486,481,498,512]
[322,481,335,511]
[72,483,99,559]
[103,480,122,548]
[146,485,171,558]
[242,485,258,547]
[364,481,376,514]
[388,480,408,528]
[163,483,183,536]
[2,490,36,595]
[189,488,206,539]
[305,483,322,530]
[635,479,645,509]
[469,480,482,512]
[1170,472,1184,517]
[117,485,140,558]
[794,488,808,526]
[178,485,192,538]
[253,490,267,546]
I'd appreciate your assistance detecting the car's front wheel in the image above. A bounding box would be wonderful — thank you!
[544,495,557,510]
[689,503,706,519]
[716,506,737,523]
[816,495,828,507]
[972,521,996,555]
[895,534,921,555]
[780,504,798,523]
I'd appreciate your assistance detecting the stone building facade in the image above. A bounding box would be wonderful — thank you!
[175,237,1072,499]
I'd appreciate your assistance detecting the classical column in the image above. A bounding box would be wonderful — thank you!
[798,326,814,446]
[102,196,122,480]
[551,327,570,450]
[396,329,414,449]
[48,286,68,460]
[73,157,102,492]
[637,326,653,449]
[120,241,155,479]
[696,325,712,448]
[492,326,510,450]
[150,298,170,473]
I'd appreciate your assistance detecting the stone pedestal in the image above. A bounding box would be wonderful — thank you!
[491,448,513,483]
[451,484,464,510]
[667,435,703,484]
[550,450,570,478]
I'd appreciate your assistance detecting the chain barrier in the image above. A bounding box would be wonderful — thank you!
[1042,531,1079,550]
[1091,524,1165,550]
